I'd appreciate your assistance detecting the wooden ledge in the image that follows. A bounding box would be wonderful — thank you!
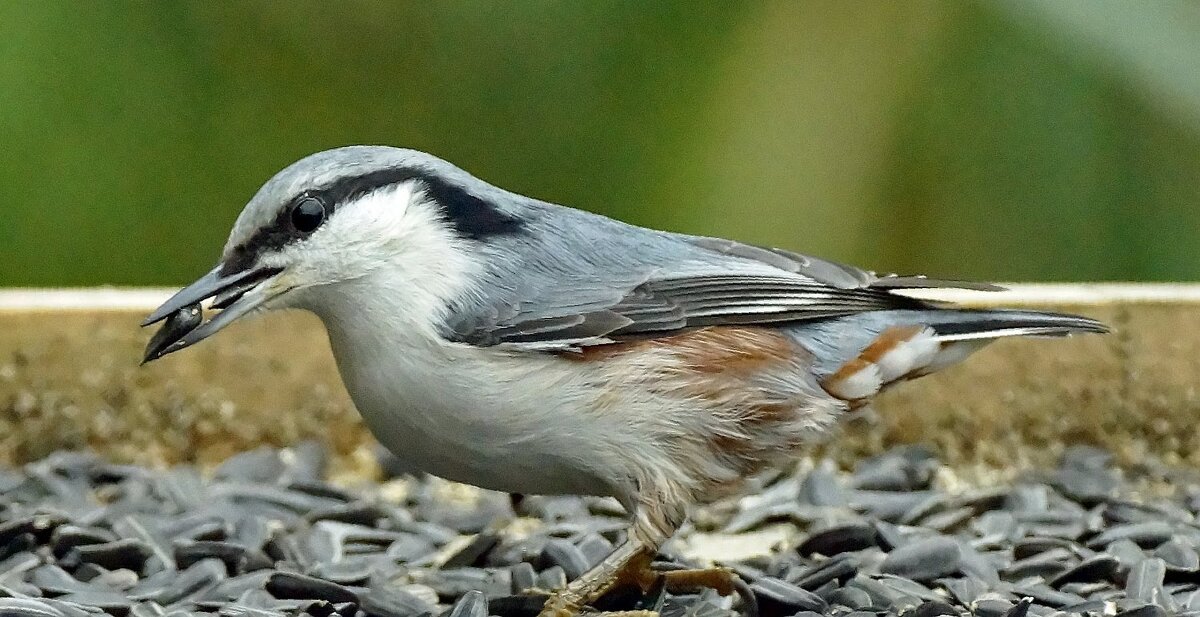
[0,285,1195,474]
[2,282,1198,311]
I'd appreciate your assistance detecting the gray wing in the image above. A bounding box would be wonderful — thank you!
[447,226,998,351]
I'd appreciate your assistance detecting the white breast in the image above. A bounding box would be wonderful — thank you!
[319,298,630,498]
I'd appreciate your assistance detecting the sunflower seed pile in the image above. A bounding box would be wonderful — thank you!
[0,443,1197,617]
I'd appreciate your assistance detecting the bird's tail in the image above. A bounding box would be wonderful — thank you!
[913,308,1109,341]
[787,308,1108,401]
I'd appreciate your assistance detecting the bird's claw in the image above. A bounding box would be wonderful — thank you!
[648,565,738,596]
[538,591,583,617]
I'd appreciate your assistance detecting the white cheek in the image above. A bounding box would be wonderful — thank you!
[270,181,481,329]
[272,182,419,286]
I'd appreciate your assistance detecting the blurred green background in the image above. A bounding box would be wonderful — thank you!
[2,1,1198,286]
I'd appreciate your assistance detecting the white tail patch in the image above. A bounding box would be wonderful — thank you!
[824,362,882,400]
[822,325,943,401]
[873,328,940,382]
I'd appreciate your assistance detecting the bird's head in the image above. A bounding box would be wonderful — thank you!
[142,146,523,362]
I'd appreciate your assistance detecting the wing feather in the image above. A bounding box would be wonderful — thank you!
[456,276,925,349]
[447,232,994,350]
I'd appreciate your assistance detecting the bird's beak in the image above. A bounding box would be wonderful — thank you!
[141,264,283,363]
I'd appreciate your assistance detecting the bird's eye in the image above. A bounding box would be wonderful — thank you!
[290,197,326,233]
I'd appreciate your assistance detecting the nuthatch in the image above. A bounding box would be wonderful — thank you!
[144,146,1107,615]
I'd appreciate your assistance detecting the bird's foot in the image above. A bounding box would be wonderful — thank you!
[647,565,738,596]
[539,597,655,617]
[637,564,757,617]
[536,597,661,617]
[536,563,740,617]
[538,591,583,617]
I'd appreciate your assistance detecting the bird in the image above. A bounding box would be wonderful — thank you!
[142,146,1108,616]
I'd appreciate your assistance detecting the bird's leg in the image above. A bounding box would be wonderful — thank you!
[538,497,678,617]
[537,535,655,617]
[537,500,740,617]
[536,537,741,617]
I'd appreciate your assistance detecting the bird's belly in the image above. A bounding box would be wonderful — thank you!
[339,358,619,498]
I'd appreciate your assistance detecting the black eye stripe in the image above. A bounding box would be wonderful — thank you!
[221,166,524,276]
